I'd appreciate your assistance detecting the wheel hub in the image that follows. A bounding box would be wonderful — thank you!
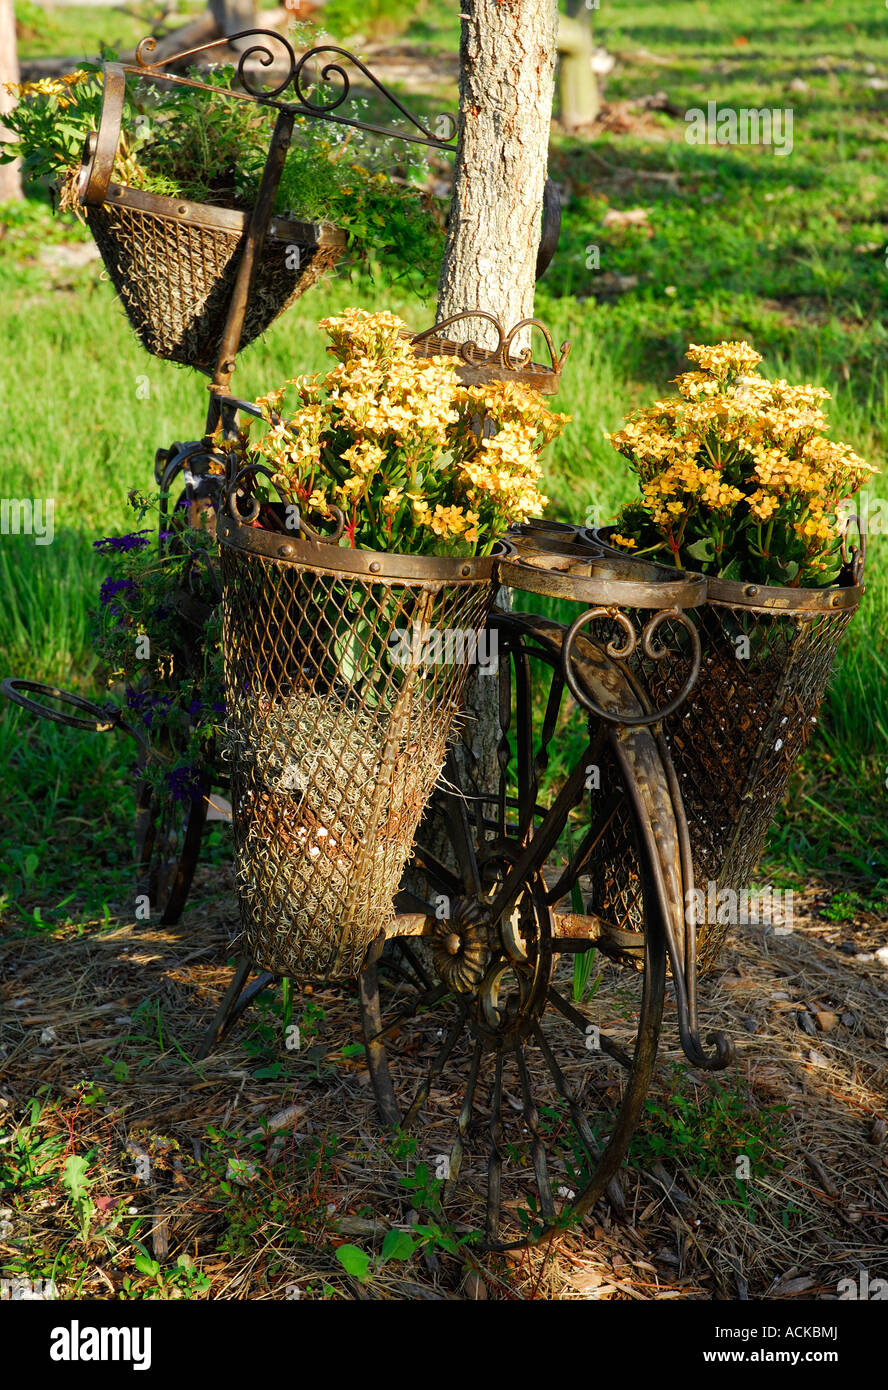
[430,850,554,1047]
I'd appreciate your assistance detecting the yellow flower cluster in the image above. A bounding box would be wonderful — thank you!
[5,71,89,109]
[685,340,763,377]
[249,309,567,555]
[608,340,877,584]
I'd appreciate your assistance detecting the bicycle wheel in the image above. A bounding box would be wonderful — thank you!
[359,611,683,1249]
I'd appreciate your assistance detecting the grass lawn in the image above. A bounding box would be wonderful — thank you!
[1,0,886,930]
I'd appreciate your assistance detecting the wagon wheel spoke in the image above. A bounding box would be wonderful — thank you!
[515,1044,556,1226]
[443,1039,482,1196]
[403,1007,467,1128]
[546,986,634,1071]
[486,1051,506,1245]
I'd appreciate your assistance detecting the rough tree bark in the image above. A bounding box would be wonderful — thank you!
[0,0,23,203]
[435,0,558,812]
[437,0,558,350]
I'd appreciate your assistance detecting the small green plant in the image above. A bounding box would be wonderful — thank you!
[571,946,601,1005]
[1,1098,66,1196]
[61,1153,96,1243]
[821,886,888,923]
[631,1063,788,1183]
[102,1056,131,1084]
[124,1246,211,1299]
[335,1217,476,1285]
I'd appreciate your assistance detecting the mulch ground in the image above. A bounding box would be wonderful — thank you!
[1,871,886,1301]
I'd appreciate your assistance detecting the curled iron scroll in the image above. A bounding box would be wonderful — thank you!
[562,605,702,727]
[839,510,866,587]
[290,44,454,143]
[135,29,299,99]
[133,32,457,147]
[226,463,345,542]
[410,311,569,375]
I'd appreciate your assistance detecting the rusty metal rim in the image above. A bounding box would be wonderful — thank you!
[703,575,862,613]
[88,181,347,247]
[216,510,505,582]
[589,526,863,614]
[497,550,708,608]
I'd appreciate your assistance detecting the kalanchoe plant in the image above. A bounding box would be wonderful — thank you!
[1,63,445,296]
[605,341,876,587]
[241,307,568,556]
[91,495,223,803]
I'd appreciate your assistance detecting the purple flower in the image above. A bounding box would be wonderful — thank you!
[212,701,226,716]
[166,763,205,805]
[124,687,173,730]
[188,699,202,718]
[93,530,152,554]
[100,576,137,607]
[159,529,173,542]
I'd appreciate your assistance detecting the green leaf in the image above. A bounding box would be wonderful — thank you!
[62,1154,92,1204]
[335,1244,371,1281]
[685,537,715,563]
[133,1246,160,1278]
[340,1043,365,1058]
[253,1063,283,1080]
[380,1229,417,1263]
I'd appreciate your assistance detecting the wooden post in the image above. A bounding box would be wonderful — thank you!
[0,0,22,202]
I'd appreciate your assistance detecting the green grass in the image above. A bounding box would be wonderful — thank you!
[14,0,206,62]
[1,0,887,929]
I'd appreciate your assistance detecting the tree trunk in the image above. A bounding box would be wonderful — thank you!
[434,0,558,818]
[437,0,558,350]
[0,0,22,203]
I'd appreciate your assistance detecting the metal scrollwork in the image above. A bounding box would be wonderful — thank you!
[225,462,345,542]
[130,32,457,149]
[562,605,702,727]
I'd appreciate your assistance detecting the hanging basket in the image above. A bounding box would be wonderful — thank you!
[217,510,499,979]
[77,65,346,370]
[589,528,864,968]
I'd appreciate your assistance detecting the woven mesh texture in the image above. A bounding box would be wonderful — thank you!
[664,603,852,967]
[220,545,494,978]
[586,602,854,969]
[86,200,342,369]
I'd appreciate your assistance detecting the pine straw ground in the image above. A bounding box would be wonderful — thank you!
[0,870,886,1302]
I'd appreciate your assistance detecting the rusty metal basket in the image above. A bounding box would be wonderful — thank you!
[77,65,346,370]
[217,507,499,979]
[589,528,865,968]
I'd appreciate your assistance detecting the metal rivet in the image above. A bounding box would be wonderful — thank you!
[108,184,120,195]
[461,564,471,577]
[831,594,840,606]
[744,585,758,597]
[279,544,294,557]
[177,205,188,215]
[369,561,381,573]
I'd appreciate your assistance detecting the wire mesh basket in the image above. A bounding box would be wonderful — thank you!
[586,532,864,969]
[217,513,498,979]
[76,64,346,370]
[83,187,345,371]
